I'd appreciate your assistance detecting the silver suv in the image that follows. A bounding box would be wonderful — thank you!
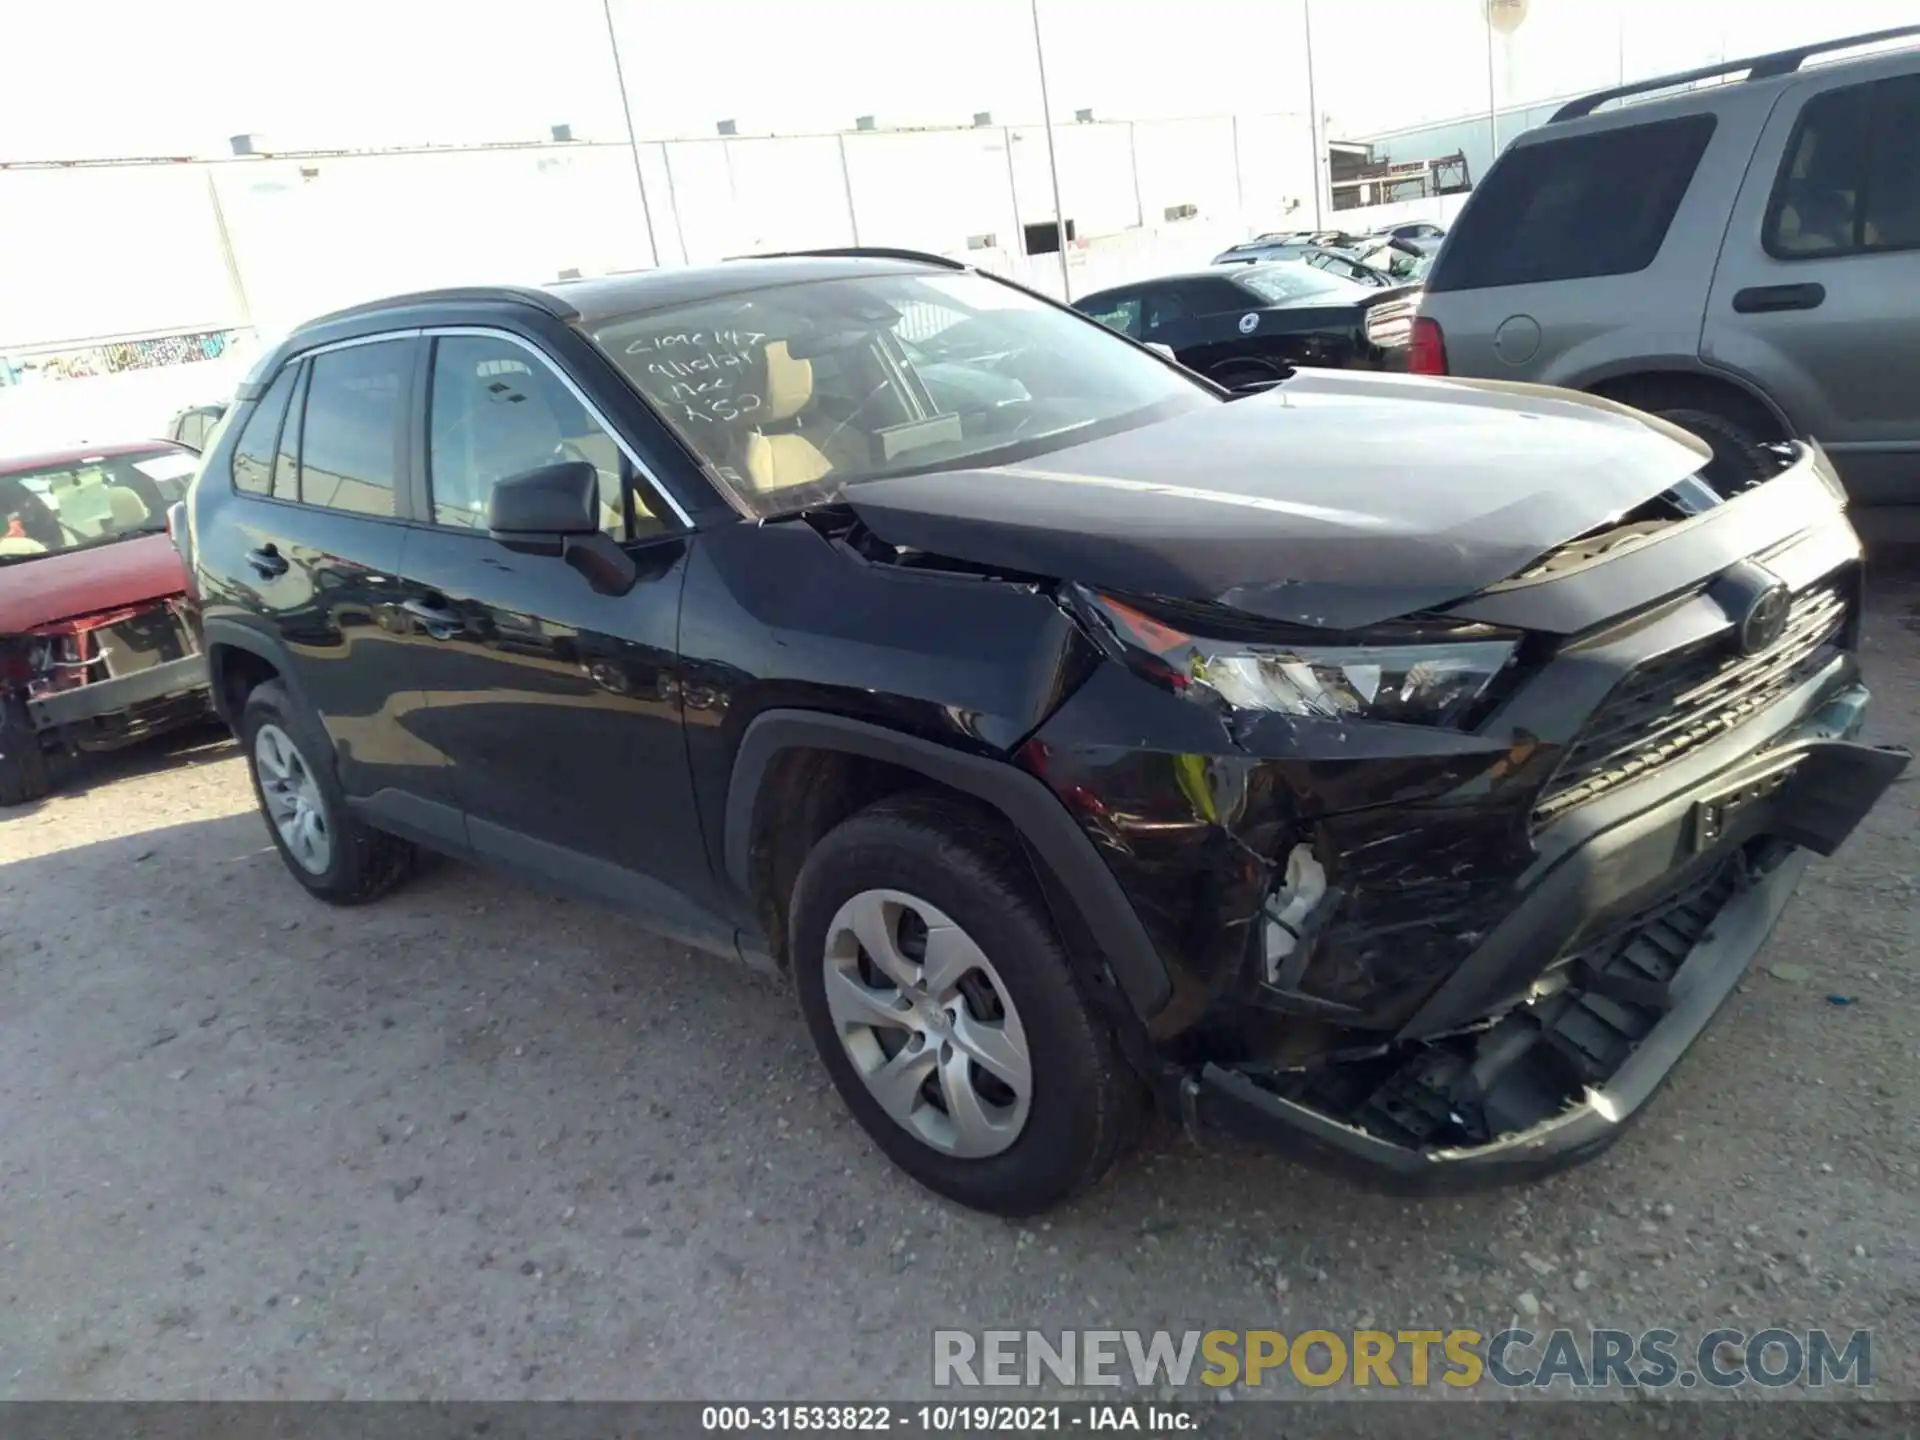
[1412,25,1920,512]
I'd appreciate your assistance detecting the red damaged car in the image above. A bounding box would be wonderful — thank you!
[0,441,212,803]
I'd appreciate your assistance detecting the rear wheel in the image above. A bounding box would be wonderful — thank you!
[790,793,1141,1215]
[240,680,414,904]
[0,693,52,806]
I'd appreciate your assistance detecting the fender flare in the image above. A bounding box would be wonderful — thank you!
[199,618,313,728]
[723,709,1173,1018]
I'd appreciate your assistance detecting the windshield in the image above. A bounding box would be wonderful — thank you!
[0,446,188,563]
[1234,262,1371,304]
[590,271,1215,517]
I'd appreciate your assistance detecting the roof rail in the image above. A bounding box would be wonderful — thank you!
[1550,22,1920,122]
[298,284,579,330]
[726,246,967,270]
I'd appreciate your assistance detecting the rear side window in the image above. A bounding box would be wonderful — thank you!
[1765,74,1920,258]
[229,368,297,495]
[1178,278,1259,315]
[271,366,307,501]
[298,341,407,518]
[1082,293,1143,337]
[1426,114,1716,291]
[1143,286,1190,333]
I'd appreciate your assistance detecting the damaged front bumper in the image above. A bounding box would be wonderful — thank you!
[27,653,209,731]
[1181,684,1908,1190]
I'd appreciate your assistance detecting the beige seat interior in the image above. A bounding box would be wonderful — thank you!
[0,536,46,555]
[460,370,625,535]
[105,486,148,531]
[744,341,833,494]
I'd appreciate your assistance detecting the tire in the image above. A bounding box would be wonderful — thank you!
[0,693,52,806]
[789,792,1141,1215]
[239,680,414,904]
[1651,406,1774,495]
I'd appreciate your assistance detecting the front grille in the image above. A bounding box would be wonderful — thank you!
[1534,577,1849,824]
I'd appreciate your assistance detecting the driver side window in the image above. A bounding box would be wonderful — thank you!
[427,335,654,539]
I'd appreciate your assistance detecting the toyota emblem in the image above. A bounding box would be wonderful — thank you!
[1738,579,1791,655]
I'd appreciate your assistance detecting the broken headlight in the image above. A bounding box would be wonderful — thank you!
[1086,592,1517,728]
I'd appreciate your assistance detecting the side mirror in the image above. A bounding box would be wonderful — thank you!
[488,461,599,543]
[487,460,638,597]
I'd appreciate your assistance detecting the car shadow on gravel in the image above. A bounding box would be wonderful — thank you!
[0,807,1536,1259]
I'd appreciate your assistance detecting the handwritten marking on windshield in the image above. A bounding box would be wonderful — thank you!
[626,330,766,354]
[992,468,1401,529]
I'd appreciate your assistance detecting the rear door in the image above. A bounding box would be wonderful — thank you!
[392,328,721,937]
[211,336,446,811]
[1703,64,1920,504]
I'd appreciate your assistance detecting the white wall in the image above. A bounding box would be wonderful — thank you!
[1,111,1323,451]
[0,168,242,345]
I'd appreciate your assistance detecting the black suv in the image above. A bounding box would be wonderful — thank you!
[179,251,1907,1214]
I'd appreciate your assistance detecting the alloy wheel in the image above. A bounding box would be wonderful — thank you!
[821,888,1033,1158]
[253,722,332,875]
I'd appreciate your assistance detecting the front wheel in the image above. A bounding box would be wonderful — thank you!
[0,693,52,806]
[240,680,414,904]
[789,793,1141,1215]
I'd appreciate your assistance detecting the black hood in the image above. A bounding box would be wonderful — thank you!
[843,369,1712,630]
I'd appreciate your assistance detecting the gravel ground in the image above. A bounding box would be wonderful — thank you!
[0,563,1915,1415]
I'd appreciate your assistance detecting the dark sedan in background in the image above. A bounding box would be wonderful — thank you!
[1074,262,1419,389]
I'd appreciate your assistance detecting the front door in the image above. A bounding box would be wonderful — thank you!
[393,330,723,941]
[1704,65,1920,504]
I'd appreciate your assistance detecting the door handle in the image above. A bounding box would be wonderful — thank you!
[244,544,288,578]
[402,597,464,640]
[1732,283,1826,314]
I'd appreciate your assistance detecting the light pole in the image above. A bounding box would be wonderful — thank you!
[1304,0,1324,229]
[1028,0,1074,301]
[1484,11,1499,169]
[601,0,663,268]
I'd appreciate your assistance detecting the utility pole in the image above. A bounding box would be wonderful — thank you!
[601,0,663,268]
[1028,0,1074,301]
[1303,0,1324,229]
[1485,8,1500,170]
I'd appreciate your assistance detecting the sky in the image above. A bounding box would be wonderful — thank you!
[2,0,1917,160]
